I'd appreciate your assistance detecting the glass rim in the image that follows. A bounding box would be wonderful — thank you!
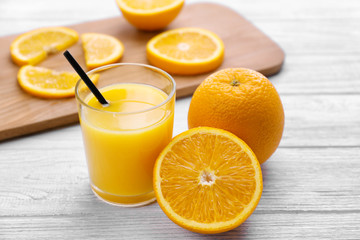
[75,63,176,115]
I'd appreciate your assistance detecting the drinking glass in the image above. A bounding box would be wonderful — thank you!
[75,63,176,207]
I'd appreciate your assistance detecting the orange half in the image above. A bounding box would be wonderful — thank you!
[147,27,224,75]
[153,127,263,234]
[116,0,184,31]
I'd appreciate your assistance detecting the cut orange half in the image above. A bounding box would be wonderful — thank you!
[18,65,99,99]
[81,33,124,70]
[115,0,184,31]
[147,27,225,75]
[153,127,263,234]
[10,27,79,66]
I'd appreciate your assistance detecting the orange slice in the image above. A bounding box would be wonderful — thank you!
[147,27,225,75]
[81,33,124,70]
[115,0,184,31]
[18,65,99,99]
[153,127,263,234]
[10,27,78,66]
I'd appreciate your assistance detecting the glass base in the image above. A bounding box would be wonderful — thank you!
[90,184,156,207]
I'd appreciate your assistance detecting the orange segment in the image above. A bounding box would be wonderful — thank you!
[115,0,184,31]
[18,65,99,99]
[147,28,225,75]
[153,127,263,234]
[81,33,124,70]
[10,27,78,66]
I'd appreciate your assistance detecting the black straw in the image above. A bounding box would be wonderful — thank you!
[63,50,109,106]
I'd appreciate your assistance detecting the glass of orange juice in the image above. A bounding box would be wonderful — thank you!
[75,63,176,207]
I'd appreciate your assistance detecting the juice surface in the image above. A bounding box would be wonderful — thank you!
[80,83,174,200]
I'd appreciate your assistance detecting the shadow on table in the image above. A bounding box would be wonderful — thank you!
[189,224,249,239]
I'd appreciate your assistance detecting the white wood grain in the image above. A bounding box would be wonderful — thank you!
[1,147,359,238]
[0,0,359,239]
[1,213,359,239]
[1,95,358,149]
[1,147,359,215]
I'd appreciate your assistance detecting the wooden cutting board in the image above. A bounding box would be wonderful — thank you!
[0,3,284,141]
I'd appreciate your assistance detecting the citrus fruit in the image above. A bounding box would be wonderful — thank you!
[147,27,224,75]
[115,0,184,31]
[153,127,263,234]
[10,27,79,66]
[18,65,99,99]
[81,33,124,70]
[188,68,284,164]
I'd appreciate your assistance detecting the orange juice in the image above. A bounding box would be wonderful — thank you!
[79,83,174,206]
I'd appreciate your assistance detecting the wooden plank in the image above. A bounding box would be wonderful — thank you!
[270,55,360,94]
[257,20,360,56]
[1,0,359,32]
[0,94,359,149]
[0,2,284,142]
[2,2,360,98]
[1,213,359,239]
[281,95,360,147]
[0,147,359,215]
[0,147,359,238]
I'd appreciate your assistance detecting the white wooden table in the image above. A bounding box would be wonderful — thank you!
[1,0,359,239]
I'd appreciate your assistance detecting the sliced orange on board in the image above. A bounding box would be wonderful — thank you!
[115,0,184,31]
[153,127,263,234]
[18,65,99,99]
[81,33,124,70]
[147,27,225,75]
[10,27,79,66]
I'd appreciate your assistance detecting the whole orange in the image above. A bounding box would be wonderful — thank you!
[188,68,284,164]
